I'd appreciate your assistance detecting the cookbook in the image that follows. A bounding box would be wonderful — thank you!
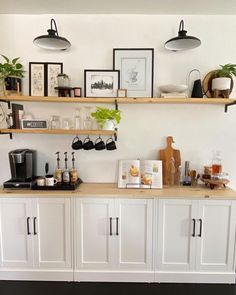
[118,160,163,189]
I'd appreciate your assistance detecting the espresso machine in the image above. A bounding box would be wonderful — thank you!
[4,149,36,189]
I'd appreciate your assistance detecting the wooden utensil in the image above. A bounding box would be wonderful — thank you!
[158,136,181,185]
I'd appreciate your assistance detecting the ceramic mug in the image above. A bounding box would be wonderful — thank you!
[72,136,83,150]
[95,136,105,151]
[106,137,117,151]
[45,175,58,186]
[36,176,45,186]
[83,136,94,150]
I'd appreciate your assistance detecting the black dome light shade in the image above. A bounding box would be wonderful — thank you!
[165,20,201,51]
[33,19,71,51]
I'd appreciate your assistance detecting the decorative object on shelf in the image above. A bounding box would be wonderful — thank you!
[33,18,71,51]
[158,136,181,185]
[188,69,203,98]
[50,115,61,129]
[0,55,25,96]
[117,89,127,98]
[73,87,82,97]
[84,69,120,97]
[113,48,154,97]
[57,73,70,87]
[29,62,63,96]
[11,103,24,129]
[21,119,48,129]
[165,20,201,51]
[203,70,234,99]
[55,86,73,97]
[91,106,121,130]
[159,84,188,98]
[211,64,236,98]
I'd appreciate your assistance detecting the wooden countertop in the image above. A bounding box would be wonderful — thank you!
[1,183,236,199]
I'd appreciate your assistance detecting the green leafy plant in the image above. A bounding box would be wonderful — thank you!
[0,55,25,79]
[214,63,236,78]
[91,106,122,129]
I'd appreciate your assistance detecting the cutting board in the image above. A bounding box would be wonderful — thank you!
[158,136,181,185]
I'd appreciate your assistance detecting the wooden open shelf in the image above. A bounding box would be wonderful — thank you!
[0,129,115,136]
[0,95,236,105]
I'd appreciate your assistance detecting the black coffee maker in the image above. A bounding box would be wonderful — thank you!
[4,149,36,189]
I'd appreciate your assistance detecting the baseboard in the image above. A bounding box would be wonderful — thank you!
[155,271,236,284]
[74,270,155,282]
[0,269,73,281]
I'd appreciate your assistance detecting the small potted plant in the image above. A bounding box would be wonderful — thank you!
[57,73,70,87]
[212,63,236,92]
[0,55,25,95]
[91,106,121,130]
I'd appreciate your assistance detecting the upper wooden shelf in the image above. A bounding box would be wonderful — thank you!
[0,95,235,105]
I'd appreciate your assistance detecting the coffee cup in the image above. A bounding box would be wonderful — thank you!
[83,136,94,150]
[106,137,117,151]
[72,136,83,150]
[45,175,58,186]
[36,176,45,186]
[95,136,105,151]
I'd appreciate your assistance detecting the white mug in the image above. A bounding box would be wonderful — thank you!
[45,175,58,186]
[36,176,45,186]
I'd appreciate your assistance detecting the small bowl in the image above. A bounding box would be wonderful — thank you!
[159,84,188,93]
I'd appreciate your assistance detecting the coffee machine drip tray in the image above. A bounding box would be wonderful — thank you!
[3,179,36,189]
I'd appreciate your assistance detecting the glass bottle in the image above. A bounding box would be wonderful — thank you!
[63,152,70,183]
[83,106,93,130]
[54,152,62,183]
[70,152,78,183]
[74,108,82,130]
[50,115,60,129]
[212,150,222,176]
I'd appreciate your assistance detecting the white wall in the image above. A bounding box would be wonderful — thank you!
[1,14,236,189]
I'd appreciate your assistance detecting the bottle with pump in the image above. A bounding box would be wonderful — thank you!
[63,152,70,183]
[55,152,62,183]
[70,152,78,183]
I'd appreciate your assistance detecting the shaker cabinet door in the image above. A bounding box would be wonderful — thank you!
[33,198,72,269]
[75,198,115,270]
[156,199,197,271]
[115,198,153,270]
[195,200,236,272]
[0,198,34,268]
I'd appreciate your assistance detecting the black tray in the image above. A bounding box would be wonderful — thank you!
[32,178,83,191]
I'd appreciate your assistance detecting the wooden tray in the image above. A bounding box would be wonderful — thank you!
[201,178,229,190]
[32,178,83,191]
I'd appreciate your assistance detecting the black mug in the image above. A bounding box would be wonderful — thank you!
[72,136,83,150]
[95,136,105,151]
[106,137,117,151]
[83,136,94,150]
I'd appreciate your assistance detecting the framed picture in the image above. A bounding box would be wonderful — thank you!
[46,63,63,96]
[29,62,46,96]
[113,48,154,98]
[84,70,120,97]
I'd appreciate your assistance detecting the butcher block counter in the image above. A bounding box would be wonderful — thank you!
[1,182,236,199]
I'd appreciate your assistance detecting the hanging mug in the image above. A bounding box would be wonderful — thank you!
[72,136,83,150]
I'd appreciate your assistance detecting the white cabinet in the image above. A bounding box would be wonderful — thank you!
[75,198,153,281]
[0,197,72,281]
[156,198,236,283]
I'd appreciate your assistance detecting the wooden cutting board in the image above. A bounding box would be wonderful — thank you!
[158,136,181,185]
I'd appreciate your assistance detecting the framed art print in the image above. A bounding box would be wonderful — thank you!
[84,69,120,97]
[29,62,46,96]
[46,63,63,96]
[113,48,154,97]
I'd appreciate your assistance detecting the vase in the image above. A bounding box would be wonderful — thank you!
[103,120,115,130]
[212,77,231,90]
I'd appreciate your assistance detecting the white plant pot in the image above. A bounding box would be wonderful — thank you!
[103,120,115,130]
[212,77,231,90]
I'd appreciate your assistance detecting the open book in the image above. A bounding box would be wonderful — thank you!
[118,160,163,189]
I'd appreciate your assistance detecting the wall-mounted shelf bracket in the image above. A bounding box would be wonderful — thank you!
[0,99,11,109]
[225,101,236,112]
[0,130,13,139]
[114,128,118,141]
[115,99,118,110]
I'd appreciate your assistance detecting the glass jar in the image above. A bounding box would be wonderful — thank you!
[57,74,70,87]
[212,150,222,176]
[50,115,61,129]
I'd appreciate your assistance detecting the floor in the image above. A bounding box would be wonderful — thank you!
[0,282,236,295]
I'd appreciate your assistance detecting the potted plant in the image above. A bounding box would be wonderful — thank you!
[212,63,236,92]
[0,55,25,95]
[91,106,121,130]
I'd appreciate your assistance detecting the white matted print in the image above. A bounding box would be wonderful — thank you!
[84,70,120,97]
[29,63,45,96]
[113,48,154,97]
[46,63,63,96]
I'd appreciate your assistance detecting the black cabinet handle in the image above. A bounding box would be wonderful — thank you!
[192,218,196,237]
[27,217,31,235]
[198,219,202,237]
[33,217,37,235]
[116,217,119,236]
[109,217,112,236]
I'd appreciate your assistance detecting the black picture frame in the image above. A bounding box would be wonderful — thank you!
[113,48,154,98]
[29,62,63,96]
[84,69,120,97]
